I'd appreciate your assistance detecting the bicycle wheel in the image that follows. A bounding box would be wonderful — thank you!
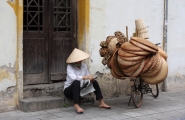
[131,85,143,108]
[151,84,159,98]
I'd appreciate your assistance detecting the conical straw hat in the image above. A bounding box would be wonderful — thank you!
[158,47,168,60]
[138,28,148,34]
[130,39,157,53]
[131,37,158,51]
[135,18,147,31]
[66,48,90,63]
[139,33,149,39]
[141,57,168,85]
[110,49,126,77]
[141,55,162,77]
[119,55,145,61]
[118,48,138,57]
[117,55,142,68]
[108,37,118,54]
[121,42,144,52]
[122,60,142,76]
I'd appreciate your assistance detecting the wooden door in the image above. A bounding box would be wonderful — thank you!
[23,0,49,85]
[23,0,77,85]
[49,0,77,81]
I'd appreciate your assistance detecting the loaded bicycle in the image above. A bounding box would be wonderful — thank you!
[99,27,167,108]
[124,43,161,108]
[124,77,159,108]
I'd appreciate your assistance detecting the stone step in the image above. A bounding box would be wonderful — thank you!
[23,83,64,98]
[19,95,95,112]
[63,96,95,107]
[21,83,95,112]
[19,96,64,112]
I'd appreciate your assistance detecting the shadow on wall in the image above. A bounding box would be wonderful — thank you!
[94,71,131,98]
[166,75,185,90]
[94,71,164,98]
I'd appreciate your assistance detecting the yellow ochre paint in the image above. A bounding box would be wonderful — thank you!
[7,0,18,16]
[7,92,18,106]
[0,69,9,82]
[78,0,90,47]
[7,0,23,106]
[7,0,23,82]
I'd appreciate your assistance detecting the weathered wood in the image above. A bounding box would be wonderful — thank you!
[49,0,77,83]
[23,73,44,85]
[23,0,77,85]
[23,0,49,85]
[50,73,67,80]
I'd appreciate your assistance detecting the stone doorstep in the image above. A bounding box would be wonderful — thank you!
[19,96,95,112]
[19,96,64,112]
[23,83,64,98]
[21,83,95,112]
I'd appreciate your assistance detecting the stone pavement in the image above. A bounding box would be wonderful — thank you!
[0,89,185,120]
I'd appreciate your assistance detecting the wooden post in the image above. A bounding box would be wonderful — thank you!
[126,26,128,42]
[136,28,138,37]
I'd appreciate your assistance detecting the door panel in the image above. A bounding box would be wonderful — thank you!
[23,0,77,84]
[49,0,77,81]
[23,0,49,85]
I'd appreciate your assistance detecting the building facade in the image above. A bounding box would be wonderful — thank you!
[0,0,185,112]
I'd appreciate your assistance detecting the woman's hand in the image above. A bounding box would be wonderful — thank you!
[88,75,94,80]
[83,75,95,82]
[83,76,89,80]
[88,75,95,82]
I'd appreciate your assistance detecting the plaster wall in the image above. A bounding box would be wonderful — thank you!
[0,0,17,66]
[1,0,184,112]
[88,0,164,97]
[0,0,19,112]
[166,0,185,90]
[89,0,164,74]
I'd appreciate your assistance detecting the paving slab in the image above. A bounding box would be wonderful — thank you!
[0,89,185,120]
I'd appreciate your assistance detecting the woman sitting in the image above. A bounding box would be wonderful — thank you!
[63,48,111,114]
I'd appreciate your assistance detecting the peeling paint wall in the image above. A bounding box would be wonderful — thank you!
[0,0,184,112]
[166,0,185,90]
[86,0,164,97]
[0,65,16,92]
[0,0,22,112]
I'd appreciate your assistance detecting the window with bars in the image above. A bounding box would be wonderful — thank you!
[23,0,71,32]
[23,0,43,31]
[53,0,71,31]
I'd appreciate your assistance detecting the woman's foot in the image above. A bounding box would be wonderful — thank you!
[74,104,84,113]
[99,99,111,109]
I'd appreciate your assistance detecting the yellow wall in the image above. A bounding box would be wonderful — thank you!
[77,0,90,52]
[7,0,23,106]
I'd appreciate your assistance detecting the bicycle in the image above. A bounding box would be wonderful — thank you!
[126,77,159,108]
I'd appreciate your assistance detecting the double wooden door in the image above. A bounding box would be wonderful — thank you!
[23,0,77,85]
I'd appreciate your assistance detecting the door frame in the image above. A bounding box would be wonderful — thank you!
[48,0,77,82]
[17,0,90,102]
[23,0,49,85]
[22,0,77,85]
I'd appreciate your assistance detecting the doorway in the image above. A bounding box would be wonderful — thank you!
[23,0,77,85]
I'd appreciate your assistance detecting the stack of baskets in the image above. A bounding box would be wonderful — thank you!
[135,18,149,39]
[99,19,168,85]
[117,37,168,84]
[99,31,127,66]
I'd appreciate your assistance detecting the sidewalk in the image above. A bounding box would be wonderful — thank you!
[0,89,185,120]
